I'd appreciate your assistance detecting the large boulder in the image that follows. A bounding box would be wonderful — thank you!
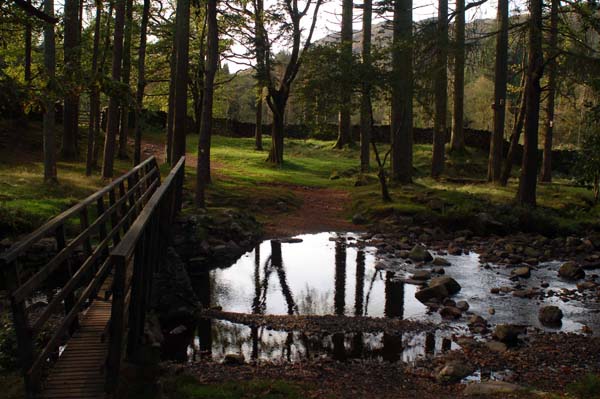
[409,244,433,262]
[558,261,585,280]
[538,305,563,326]
[430,276,461,295]
[415,276,461,303]
[415,284,449,303]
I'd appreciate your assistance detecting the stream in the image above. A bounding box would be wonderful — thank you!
[166,232,600,364]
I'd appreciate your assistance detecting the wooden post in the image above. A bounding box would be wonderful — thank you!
[126,232,145,360]
[2,261,37,397]
[106,255,126,393]
[96,196,110,268]
[118,181,130,231]
[55,225,79,332]
[109,189,121,245]
[79,207,94,283]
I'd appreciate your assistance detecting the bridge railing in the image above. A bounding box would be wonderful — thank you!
[0,156,160,397]
[105,156,185,393]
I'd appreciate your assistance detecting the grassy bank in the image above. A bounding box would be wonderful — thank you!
[1,126,598,238]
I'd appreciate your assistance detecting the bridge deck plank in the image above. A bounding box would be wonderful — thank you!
[40,279,114,399]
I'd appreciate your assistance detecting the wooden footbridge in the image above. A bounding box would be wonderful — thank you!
[0,156,185,398]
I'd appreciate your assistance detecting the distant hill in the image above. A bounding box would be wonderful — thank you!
[314,17,501,51]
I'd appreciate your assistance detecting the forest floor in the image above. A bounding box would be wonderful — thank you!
[140,137,354,237]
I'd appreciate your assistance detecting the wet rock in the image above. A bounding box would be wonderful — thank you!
[432,257,451,266]
[558,261,585,280]
[409,245,433,262]
[411,270,431,280]
[468,315,488,334]
[577,281,597,291]
[463,381,522,396]
[352,213,368,225]
[494,324,523,343]
[488,307,495,315]
[430,276,461,295]
[523,247,540,258]
[432,267,445,274]
[415,284,449,303]
[447,245,463,256]
[512,288,539,299]
[440,306,462,319]
[456,300,469,312]
[511,266,531,279]
[436,361,475,383]
[538,305,563,326]
[223,353,245,365]
[169,325,187,335]
[485,341,508,353]
[442,298,456,307]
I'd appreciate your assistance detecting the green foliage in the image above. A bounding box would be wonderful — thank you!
[162,375,305,399]
[567,374,600,399]
[575,104,600,202]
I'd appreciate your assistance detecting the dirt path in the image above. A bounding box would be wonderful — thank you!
[142,141,355,237]
[262,184,355,238]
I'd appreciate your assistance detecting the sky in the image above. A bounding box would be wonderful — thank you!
[226,0,503,71]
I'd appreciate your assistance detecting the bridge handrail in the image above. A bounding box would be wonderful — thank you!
[105,156,185,392]
[0,156,157,265]
[0,156,161,398]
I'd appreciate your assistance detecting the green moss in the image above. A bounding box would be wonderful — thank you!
[567,374,600,399]
[162,375,306,399]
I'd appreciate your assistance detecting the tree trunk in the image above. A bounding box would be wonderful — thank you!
[118,0,134,159]
[86,0,103,176]
[93,1,113,168]
[171,0,191,164]
[333,0,354,149]
[43,0,57,183]
[133,0,150,165]
[517,0,544,206]
[500,77,527,186]
[359,0,372,172]
[24,0,32,83]
[488,0,508,182]
[101,0,126,178]
[540,0,558,183]
[390,0,413,183]
[255,85,263,150]
[62,0,80,160]
[166,40,177,165]
[196,0,218,207]
[266,93,286,165]
[450,0,465,152]
[431,0,448,178]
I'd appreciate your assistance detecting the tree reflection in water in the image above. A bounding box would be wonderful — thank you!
[183,234,456,364]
